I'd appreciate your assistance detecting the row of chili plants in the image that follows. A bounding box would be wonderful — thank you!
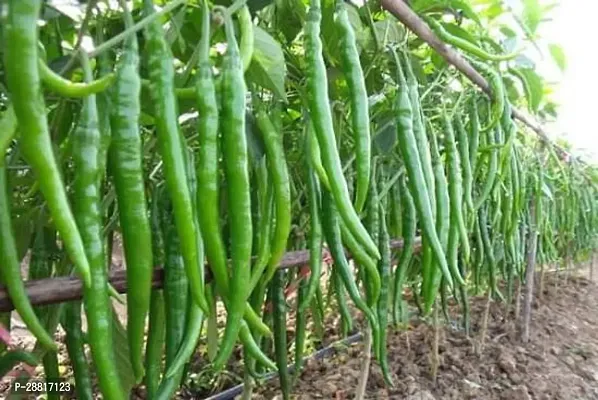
[0,0,597,399]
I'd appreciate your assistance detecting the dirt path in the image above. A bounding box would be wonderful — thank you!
[258,270,598,400]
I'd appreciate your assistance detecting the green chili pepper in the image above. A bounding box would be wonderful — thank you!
[157,194,189,397]
[422,123,450,312]
[424,17,521,61]
[376,201,393,385]
[470,60,505,133]
[334,266,353,337]
[193,0,269,342]
[393,175,416,325]
[74,52,126,400]
[294,274,309,377]
[108,3,153,381]
[321,188,380,358]
[474,126,500,211]
[210,8,253,370]
[42,348,60,400]
[0,350,38,377]
[38,58,115,97]
[238,5,254,72]
[143,0,209,315]
[339,220,381,302]
[0,167,56,350]
[455,114,474,213]
[305,0,379,259]
[392,49,454,289]
[271,269,290,399]
[3,0,91,287]
[63,302,93,400]
[254,109,291,286]
[468,97,481,174]
[144,290,165,400]
[0,106,17,155]
[306,121,331,190]
[164,302,204,379]
[401,50,436,211]
[364,161,381,309]
[334,0,371,213]
[444,112,471,265]
[478,207,503,300]
[298,137,324,311]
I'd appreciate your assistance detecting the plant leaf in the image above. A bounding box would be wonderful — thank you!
[511,67,543,113]
[548,43,566,72]
[522,0,543,34]
[374,19,405,49]
[542,181,553,201]
[246,26,287,102]
[275,0,306,43]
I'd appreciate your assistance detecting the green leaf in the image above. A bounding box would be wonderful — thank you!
[499,25,517,39]
[246,26,287,102]
[503,74,523,104]
[548,43,566,72]
[431,51,447,70]
[448,0,483,25]
[374,19,405,49]
[541,181,553,201]
[413,0,482,25]
[245,112,266,166]
[482,2,503,20]
[511,67,543,113]
[275,0,306,43]
[522,0,543,34]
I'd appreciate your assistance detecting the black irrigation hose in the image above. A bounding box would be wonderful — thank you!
[202,332,364,400]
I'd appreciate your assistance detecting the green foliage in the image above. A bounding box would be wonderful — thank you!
[549,43,567,71]
[247,26,287,101]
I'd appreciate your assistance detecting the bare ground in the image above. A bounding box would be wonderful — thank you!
[257,269,598,400]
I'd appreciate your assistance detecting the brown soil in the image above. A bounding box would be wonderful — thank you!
[257,269,598,400]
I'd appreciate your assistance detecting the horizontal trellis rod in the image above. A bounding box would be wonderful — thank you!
[0,237,423,313]
[380,0,571,159]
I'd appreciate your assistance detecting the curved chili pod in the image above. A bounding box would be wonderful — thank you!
[334,0,371,213]
[74,52,126,400]
[143,0,209,314]
[255,109,292,285]
[304,0,379,259]
[3,0,91,287]
[211,9,253,370]
[109,3,153,381]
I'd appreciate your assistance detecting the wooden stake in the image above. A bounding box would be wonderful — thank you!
[355,328,372,400]
[521,200,538,344]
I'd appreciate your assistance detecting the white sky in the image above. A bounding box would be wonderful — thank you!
[539,1,598,161]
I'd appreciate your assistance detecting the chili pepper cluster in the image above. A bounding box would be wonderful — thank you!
[0,0,597,399]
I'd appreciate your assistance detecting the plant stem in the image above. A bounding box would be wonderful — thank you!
[89,0,186,59]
